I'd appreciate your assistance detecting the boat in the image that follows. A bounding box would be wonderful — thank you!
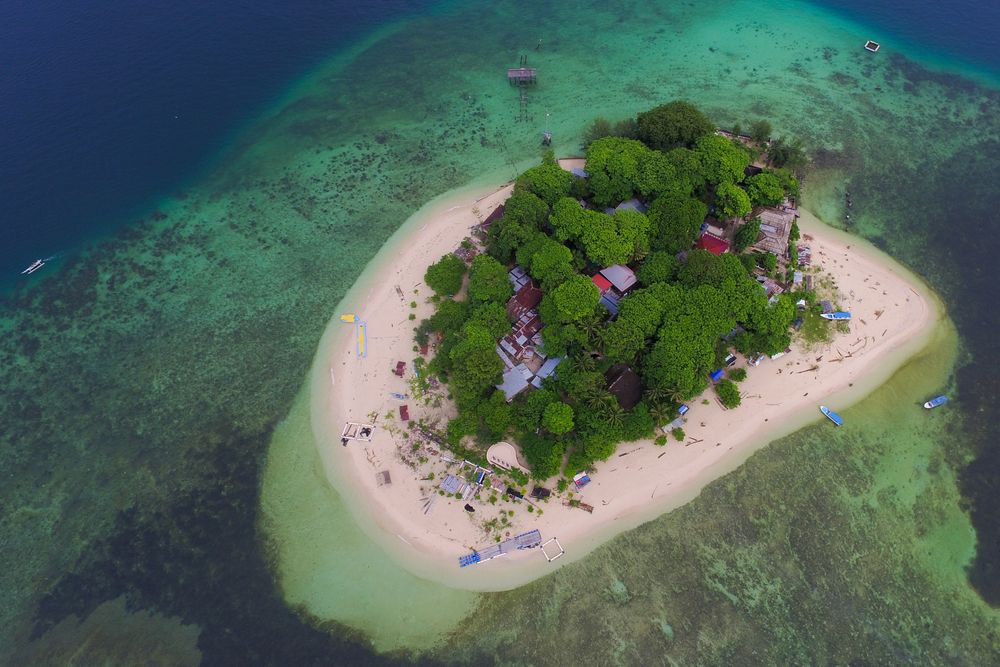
[339,313,357,323]
[20,259,44,275]
[864,40,881,53]
[819,311,851,321]
[923,395,948,409]
[820,405,844,426]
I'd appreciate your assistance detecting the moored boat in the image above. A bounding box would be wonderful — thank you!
[923,395,948,409]
[820,311,851,321]
[20,259,44,275]
[820,405,844,426]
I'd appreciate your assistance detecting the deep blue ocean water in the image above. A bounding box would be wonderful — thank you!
[0,0,429,280]
[812,0,1000,72]
[1,0,996,281]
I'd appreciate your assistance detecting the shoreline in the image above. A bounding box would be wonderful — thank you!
[308,178,946,592]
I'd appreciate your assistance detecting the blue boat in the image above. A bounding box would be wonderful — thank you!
[820,405,843,426]
[819,311,852,321]
[923,395,948,409]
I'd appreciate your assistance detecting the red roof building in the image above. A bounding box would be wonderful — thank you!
[696,233,730,256]
[591,273,613,294]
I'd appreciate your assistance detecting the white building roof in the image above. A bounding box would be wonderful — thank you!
[599,264,637,292]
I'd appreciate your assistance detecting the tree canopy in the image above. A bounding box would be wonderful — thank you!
[542,401,574,434]
[419,101,806,480]
[694,134,751,185]
[647,194,708,253]
[468,254,513,305]
[424,253,466,296]
[715,182,752,219]
[733,217,762,253]
[745,172,785,207]
[540,274,600,324]
[636,101,715,152]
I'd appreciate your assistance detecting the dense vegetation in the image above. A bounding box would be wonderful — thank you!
[418,101,806,482]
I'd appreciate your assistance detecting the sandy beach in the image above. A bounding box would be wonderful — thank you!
[308,178,943,592]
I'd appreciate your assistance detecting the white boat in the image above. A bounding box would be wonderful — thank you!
[20,259,45,275]
[820,311,851,321]
[865,40,880,53]
[923,395,948,409]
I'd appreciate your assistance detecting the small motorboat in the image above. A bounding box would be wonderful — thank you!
[923,395,948,409]
[820,405,844,426]
[20,259,45,275]
[820,311,851,321]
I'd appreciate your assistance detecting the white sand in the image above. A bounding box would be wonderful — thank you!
[309,180,942,592]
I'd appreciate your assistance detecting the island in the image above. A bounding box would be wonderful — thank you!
[312,101,938,590]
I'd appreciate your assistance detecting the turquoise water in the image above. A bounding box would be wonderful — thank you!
[2,0,997,662]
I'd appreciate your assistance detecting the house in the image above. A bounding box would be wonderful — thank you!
[605,363,642,410]
[753,207,796,256]
[591,273,612,294]
[479,203,505,231]
[599,264,637,293]
[508,265,531,291]
[599,291,621,316]
[507,281,542,319]
[530,356,562,388]
[497,363,533,401]
[696,232,730,256]
[757,275,784,298]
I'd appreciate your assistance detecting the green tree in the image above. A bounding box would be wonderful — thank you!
[750,119,772,143]
[468,254,513,305]
[729,367,747,382]
[513,388,557,432]
[549,197,590,243]
[585,136,646,207]
[469,301,511,339]
[527,238,575,290]
[716,182,752,219]
[516,160,573,206]
[542,401,574,434]
[760,252,778,275]
[647,194,708,253]
[637,251,678,285]
[424,253,466,296]
[733,217,762,253]
[502,188,549,230]
[487,217,534,264]
[745,172,785,207]
[789,219,800,243]
[694,134,751,185]
[767,137,807,170]
[540,275,600,324]
[427,298,469,334]
[478,390,513,436]
[715,379,741,408]
[449,322,505,407]
[636,100,715,151]
[665,147,707,195]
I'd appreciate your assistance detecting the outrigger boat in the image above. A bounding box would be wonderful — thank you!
[923,395,948,409]
[820,311,851,321]
[820,405,844,426]
[20,259,45,275]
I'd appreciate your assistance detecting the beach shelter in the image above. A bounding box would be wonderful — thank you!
[709,369,724,383]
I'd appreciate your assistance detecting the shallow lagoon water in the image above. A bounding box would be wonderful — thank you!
[1,0,997,662]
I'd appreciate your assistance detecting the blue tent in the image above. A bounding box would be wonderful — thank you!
[709,369,724,383]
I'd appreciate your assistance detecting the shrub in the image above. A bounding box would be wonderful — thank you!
[654,435,668,446]
[729,367,747,382]
[715,379,742,409]
[671,427,685,441]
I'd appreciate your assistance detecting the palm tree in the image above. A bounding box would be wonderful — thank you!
[649,402,671,427]
[644,386,670,405]
[602,401,626,428]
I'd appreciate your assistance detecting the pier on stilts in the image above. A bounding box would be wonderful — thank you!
[507,55,536,124]
[458,529,543,567]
